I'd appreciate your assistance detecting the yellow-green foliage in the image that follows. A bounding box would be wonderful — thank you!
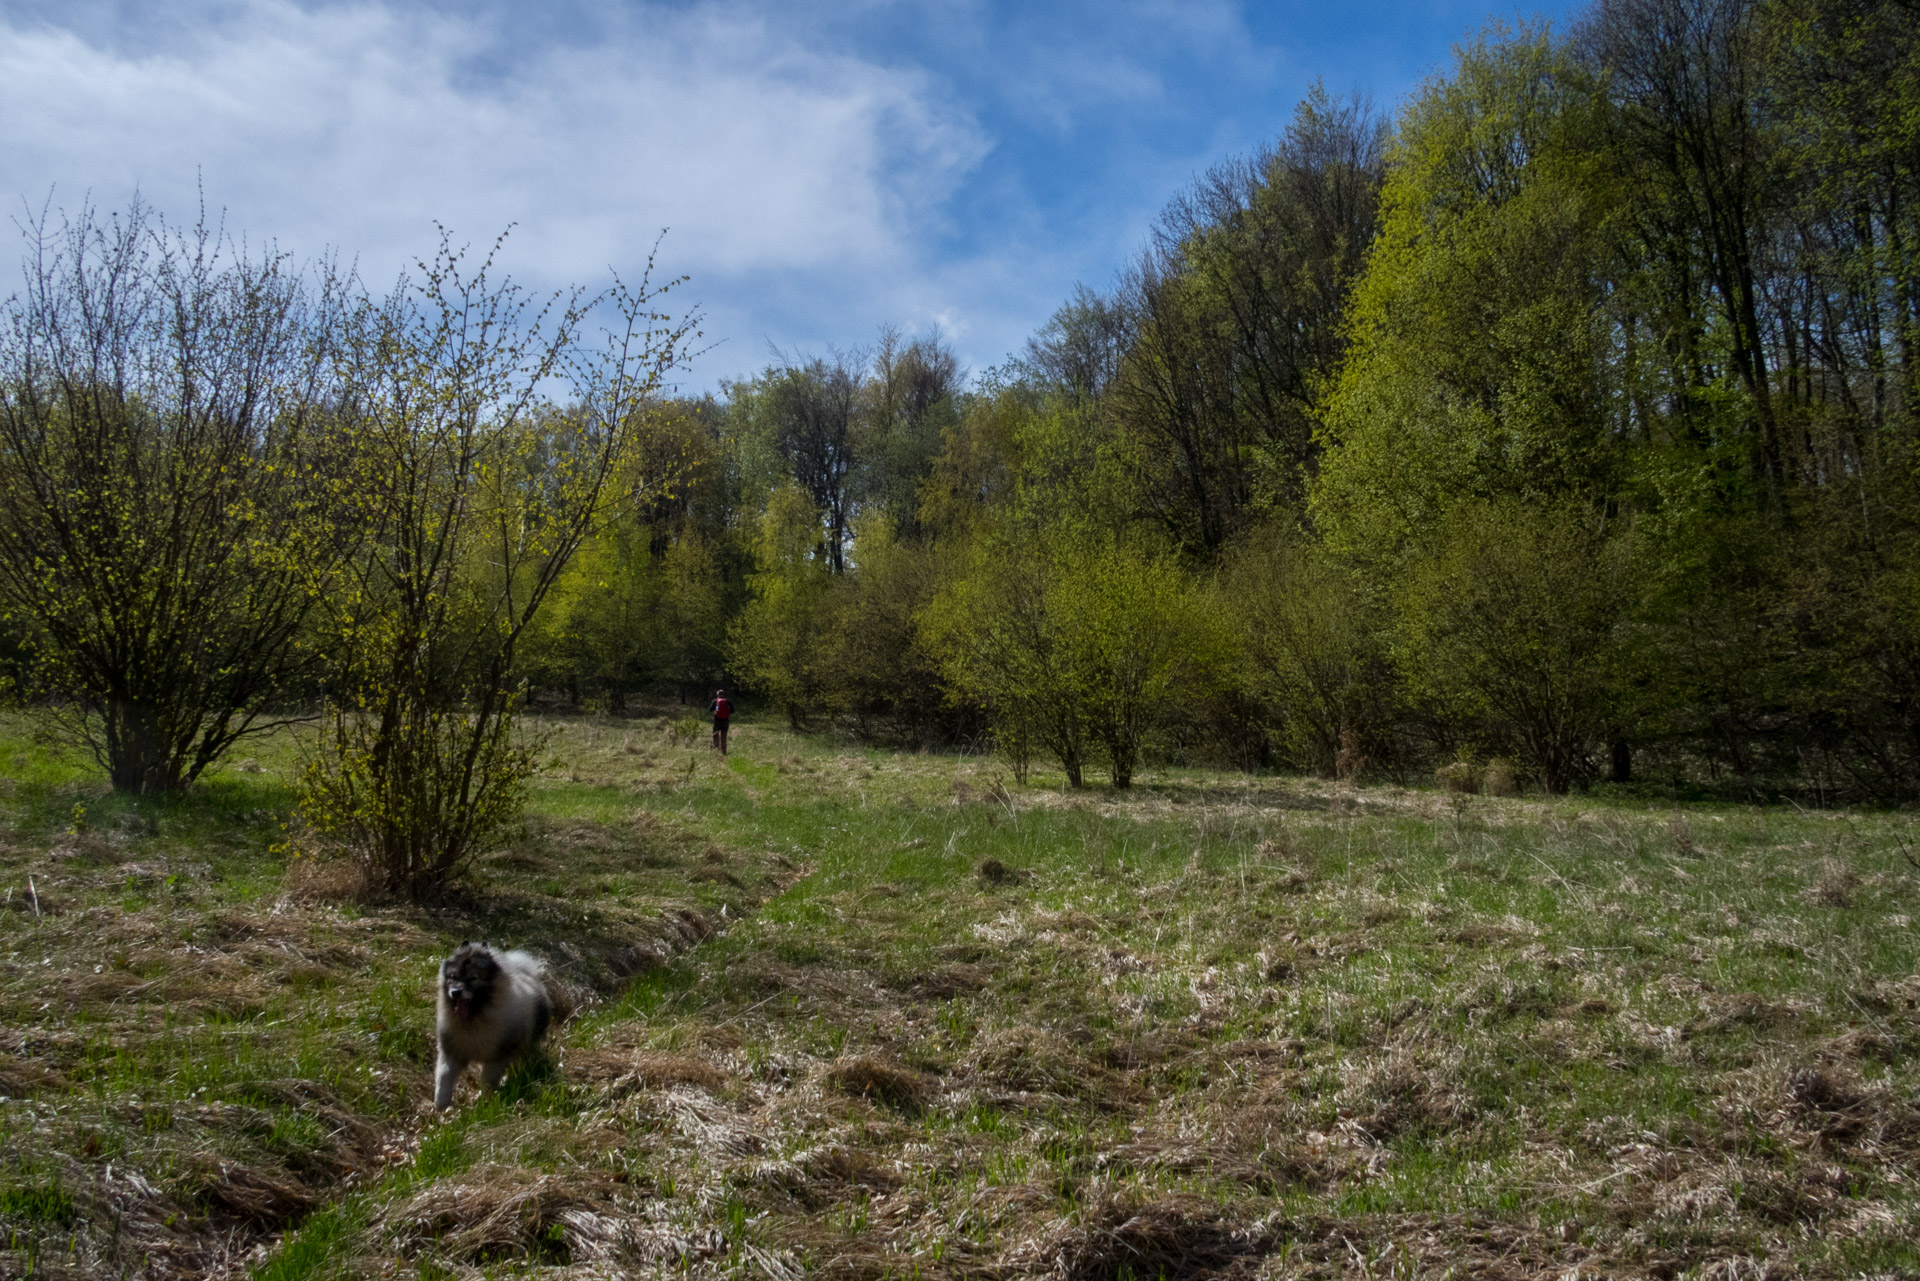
[0,202,354,794]
[829,511,952,732]
[521,513,733,709]
[1223,530,1401,777]
[1313,28,1620,562]
[1394,500,1633,793]
[727,484,845,728]
[8,9,1920,811]
[295,235,696,897]
[926,535,1227,787]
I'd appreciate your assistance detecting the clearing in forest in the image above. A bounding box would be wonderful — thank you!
[0,713,1915,1279]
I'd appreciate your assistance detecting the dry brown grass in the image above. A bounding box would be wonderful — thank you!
[822,1055,933,1114]
[573,1047,731,1094]
[0,728,799,1279]
[380,1164,656,1266]
[1015,1191,1255,1281]
[9,718,1920,1280]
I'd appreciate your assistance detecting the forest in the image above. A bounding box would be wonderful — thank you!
[660,0,1920,806]
[3,0,1918,906]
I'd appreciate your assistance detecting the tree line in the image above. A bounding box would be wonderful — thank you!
[2,0,1915,902]
[640,0,1918,803]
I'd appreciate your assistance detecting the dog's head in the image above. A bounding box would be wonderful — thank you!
[440,942,500,1022]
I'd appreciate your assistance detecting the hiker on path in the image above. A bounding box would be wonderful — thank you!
[710,689,733,754]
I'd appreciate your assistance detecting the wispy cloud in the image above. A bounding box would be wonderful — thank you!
[0,0,996,377]
[1,0,1543,385]
[6,1,991,262]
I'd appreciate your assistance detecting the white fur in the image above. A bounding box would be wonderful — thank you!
[433,946,551,1109]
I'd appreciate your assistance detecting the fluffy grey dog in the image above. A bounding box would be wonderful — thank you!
[434,942,552,1109]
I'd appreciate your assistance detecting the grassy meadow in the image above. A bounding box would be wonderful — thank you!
[0,712,1915,1279]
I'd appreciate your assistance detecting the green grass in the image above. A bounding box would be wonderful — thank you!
[0,1182,75,1224]
[0,709,1916,1278]
[251,1201,366,1281]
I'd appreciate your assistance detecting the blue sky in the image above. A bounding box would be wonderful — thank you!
[0,0,1578,392]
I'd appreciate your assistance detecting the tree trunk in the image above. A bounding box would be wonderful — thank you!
[105,699,179,794]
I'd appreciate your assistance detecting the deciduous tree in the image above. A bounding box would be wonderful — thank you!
[297,232,694,897]
[0,198,350,793]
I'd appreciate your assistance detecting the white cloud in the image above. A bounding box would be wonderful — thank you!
[0,0,990,366]
[0,0,1323,386]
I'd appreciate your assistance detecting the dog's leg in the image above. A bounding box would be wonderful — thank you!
[480,1059,508,1092]
[434,1053,465,1110]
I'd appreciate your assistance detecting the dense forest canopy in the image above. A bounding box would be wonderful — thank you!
[604,0,1920,803]
[3,0,1917,875]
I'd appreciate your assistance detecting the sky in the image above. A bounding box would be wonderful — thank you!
[0,0,1580,393]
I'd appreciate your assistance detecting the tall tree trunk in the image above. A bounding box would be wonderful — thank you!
[1611,737,1633,784]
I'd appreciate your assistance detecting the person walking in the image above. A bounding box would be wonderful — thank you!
[710,689,734,754]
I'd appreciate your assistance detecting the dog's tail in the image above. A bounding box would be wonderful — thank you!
[501,949,578,1033]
